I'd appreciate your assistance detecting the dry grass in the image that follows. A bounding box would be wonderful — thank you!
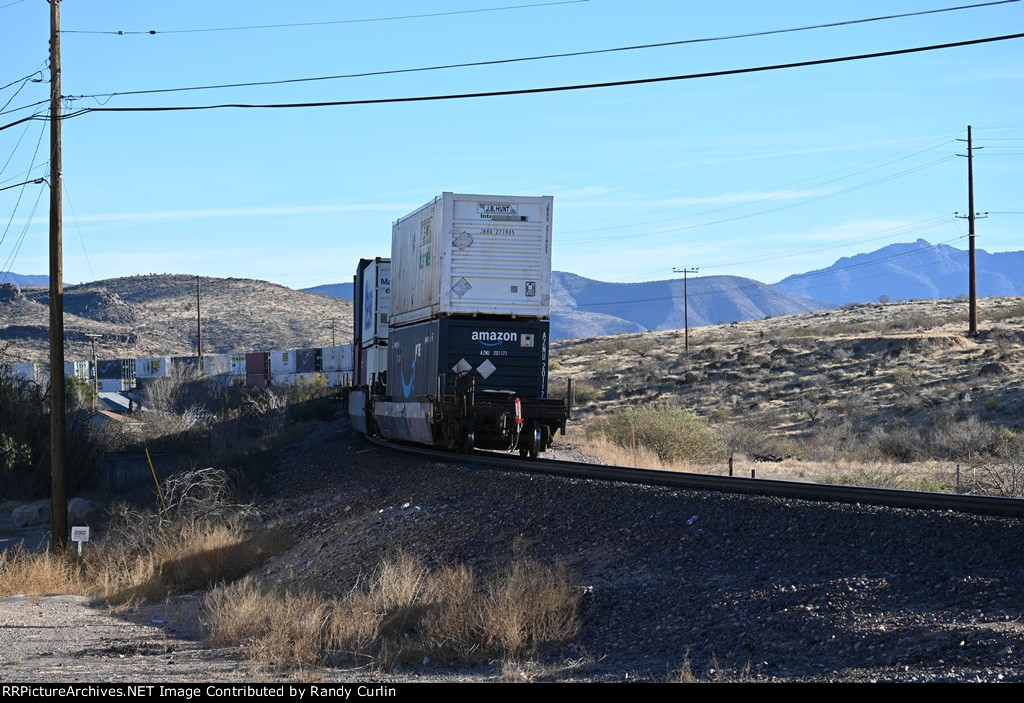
[203,550,584,671]
[0,467,286,603]
[551,297,1024,495]
[0,547,84,597]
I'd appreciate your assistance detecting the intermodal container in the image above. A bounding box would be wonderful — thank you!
[390,193,552,326]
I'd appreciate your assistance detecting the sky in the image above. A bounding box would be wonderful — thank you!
[1,0,1022,291]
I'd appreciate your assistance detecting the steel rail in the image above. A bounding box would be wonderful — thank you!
[364,435,1024,517]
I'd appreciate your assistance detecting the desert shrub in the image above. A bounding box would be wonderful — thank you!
[204,549,583,670]
[586,401,726,464]
[971,436,1024,497]
[0,466,283,602]
[143,365,225,415]
[866,423,925,463]
[928,414,1013,461]
[0,374,108,499]
[549,379,602,405]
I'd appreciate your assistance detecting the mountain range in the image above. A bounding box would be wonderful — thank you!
[774,239,1024,304]
[4,240,1020,348]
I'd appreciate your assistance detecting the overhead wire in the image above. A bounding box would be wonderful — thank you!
[558,141,955,236]
[565,156,956,244]
[57,33,1024,118]
[66,1,1020,101]
[61,0,591,35]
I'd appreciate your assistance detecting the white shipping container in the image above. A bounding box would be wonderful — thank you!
[270,350,297,376]
[325,371,351,388]
[390,193,552,327]
[97,378,127,393]
[321,344,354,372]
[230,354,247,377]
[136,357,172,379]
[2,362,39,383]
[202,354,231,376]
[360,259,391,347]
[64,361,90,380]
[294,372,320,387]
[365,345,388,383]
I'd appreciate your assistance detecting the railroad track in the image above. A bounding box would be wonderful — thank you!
[365,435,1024,517]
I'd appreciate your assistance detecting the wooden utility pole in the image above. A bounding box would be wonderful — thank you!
[86,333,100,412]
[196,275,202,358]
[673,267,699,351]
[957,126,985,338]
[48,0,68,553]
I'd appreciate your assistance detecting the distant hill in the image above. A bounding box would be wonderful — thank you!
[774,239,1024,305]
[299,270,833,339]
[0,275,352,364]
[0,272,47,287]
[551,272,833,339]
[302,282,354,300]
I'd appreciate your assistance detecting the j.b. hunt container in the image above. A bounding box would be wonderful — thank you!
[388,318,550,402]
[390,193,553,327]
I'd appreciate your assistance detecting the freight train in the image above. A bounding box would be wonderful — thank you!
[346,192,571,458]
[1,345,355,394]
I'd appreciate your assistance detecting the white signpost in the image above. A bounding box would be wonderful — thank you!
[70,526,89,556]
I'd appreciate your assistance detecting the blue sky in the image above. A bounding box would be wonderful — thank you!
[1,1,1021,290]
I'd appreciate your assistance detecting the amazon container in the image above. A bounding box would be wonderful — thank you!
[96,358,136,387]
[295,348,321,374]
[388,318,550,402]
[390,193,552,327]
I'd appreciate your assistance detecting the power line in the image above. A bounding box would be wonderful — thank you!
[61,0,590,35]
[559,134,958,226]
[66,33,1024,118]
[67,1,1020,101]
[558,142,954,236]
[565,158,954,246]
[554,218,957,297]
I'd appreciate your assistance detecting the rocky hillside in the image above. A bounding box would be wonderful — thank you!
[0,275,353,364]
[551,296,1024,476]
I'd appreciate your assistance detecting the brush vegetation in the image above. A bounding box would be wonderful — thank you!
[204,548,583,670]
[553,297,1024,496]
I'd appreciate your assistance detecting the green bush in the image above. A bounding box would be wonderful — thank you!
[587,401,726,463]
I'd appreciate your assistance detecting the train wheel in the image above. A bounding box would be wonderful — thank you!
[462,429,475,454]
[528,423,541,460]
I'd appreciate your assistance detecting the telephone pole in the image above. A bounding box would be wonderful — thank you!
[196,275,203,358]
[673,268,699,351]
[956,125,986,338]
[86,333,100,412]
[48,0,68,553]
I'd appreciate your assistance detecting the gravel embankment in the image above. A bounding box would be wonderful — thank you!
[2,410,1022,682]
[255,412,1024,682]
